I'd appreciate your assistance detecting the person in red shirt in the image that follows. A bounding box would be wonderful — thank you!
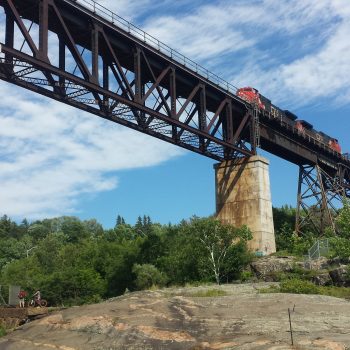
[18,290,27,308]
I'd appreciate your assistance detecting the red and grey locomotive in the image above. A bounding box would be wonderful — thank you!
[237,87,342,154]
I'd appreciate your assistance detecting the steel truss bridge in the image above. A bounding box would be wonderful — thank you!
[0,0,349,235]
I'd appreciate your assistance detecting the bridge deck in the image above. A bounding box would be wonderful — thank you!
[0,0,349,192]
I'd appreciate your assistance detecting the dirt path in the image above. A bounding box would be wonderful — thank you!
[0,283,349,350]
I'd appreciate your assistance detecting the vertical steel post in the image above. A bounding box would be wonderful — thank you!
[295,165,304,236]
[38,0,49,60]
[134,47,142,104]
[224,101,233,158]
[248,108,256,155]
[170,67,177,140]
[91,22,99,84]
[198,85,206,152]
[5,6,14,66]
[103,59,109,111]
[133,47,145,125]
[170,67,176,118]
[58,38,65,90]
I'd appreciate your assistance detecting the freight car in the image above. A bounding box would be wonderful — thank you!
[236,87,342,154]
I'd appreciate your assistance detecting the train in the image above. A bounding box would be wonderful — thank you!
[236,87,343,154]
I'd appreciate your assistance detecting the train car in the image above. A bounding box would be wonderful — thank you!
[284,110,298,121]
[329,139,341,153]
[236,87,343,154]
[318,131,332,143]
[313,132,341,152]
[236,87,265,110]
[295,120,313,134]
[236,87,285,119]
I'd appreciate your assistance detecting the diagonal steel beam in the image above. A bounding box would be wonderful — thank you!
[140,50,171,116]
[100,30,134,99]
[50,1,92,82]
[5,0,39,57]
[176,83,201,120]
[206,98,228,133]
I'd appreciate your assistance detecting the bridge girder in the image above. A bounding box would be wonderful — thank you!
[0,0,258,161]
[0,0,349,237]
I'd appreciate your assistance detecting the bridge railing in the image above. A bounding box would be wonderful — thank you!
[65,0,238,95]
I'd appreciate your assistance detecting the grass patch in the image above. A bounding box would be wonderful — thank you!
[190,289,228,297]
[319,286,350,299]
[259,278,350,299]
[0,325,6,338]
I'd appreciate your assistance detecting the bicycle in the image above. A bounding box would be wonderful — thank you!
[29,298,48,307]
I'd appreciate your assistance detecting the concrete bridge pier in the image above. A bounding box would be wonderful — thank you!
[214,156,276,255]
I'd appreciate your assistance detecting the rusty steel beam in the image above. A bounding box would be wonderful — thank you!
[295,164,346,236]
[0,0,349,185]
[0,0,256,162]
[0,44,252,160]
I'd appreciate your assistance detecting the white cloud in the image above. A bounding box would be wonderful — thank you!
[1,0,350,221]
[232,1,350,106]
[141,0,350,106]
[75,0,152,21]
[0,83,182,219]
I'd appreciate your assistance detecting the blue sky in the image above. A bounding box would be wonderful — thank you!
[0,0,349,228]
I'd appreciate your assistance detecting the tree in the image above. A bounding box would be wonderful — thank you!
[132,264,168,290]
[336,199,350,238]
[61,217,89,243]
[157,224,203,285]
[115,215,126,227]
[83,219,104,237]
[191,217,252,284]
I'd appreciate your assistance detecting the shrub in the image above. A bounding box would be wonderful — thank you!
[132,264,168,290]
[328,237,350,259]
[240,271,254,282]
[280,279,319,294]
[0,324,6,338]
[319,286,350,299]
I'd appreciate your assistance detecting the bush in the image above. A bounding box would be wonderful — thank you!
[280,279,319,294]
[132,264,168,290]
[328,237,350,259]
[240,271,254,282]
[0,324,6,338]
[319,286,350,299]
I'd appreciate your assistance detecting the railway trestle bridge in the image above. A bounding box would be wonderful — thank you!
[0,0,349,254]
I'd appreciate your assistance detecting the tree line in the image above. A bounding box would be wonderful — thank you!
[1,202,349,307]
[0,215,252,306]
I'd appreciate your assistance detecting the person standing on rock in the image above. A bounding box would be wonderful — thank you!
[33,290,41,305]
[18,290,27,308]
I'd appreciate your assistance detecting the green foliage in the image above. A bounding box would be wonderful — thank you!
[279,279,320,294]
[61,217,89,243]
[319,286,350,299]
[0,324,6,337]
[328,237,350,259]
[40,268,106,305]
[273,206,318,255]
[261,279,350,299]
[115,215,126,227]
[0,214,254,306]
[336,199,350,238]
[190,289,227,297]
[189,218,252,284]
[240,271,254,282]
[132,264,168,290]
